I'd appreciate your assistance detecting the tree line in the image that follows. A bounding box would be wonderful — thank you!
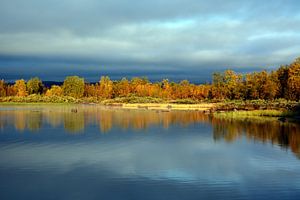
[0,57,300,101]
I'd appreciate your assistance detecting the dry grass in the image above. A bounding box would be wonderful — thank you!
[214,109,294,119]
[121,103,216,111]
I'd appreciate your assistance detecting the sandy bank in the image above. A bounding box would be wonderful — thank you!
[106,103,217,111]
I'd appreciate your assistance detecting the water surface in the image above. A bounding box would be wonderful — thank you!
[0,105,300,200]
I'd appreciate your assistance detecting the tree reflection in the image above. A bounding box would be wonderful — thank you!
[45,111,62,127]
[27,111,43,131]
[14,110,26,131]
[64,112,85,133]
[211,117,300,158]
[98,110,113,133]
[1,106,300,158]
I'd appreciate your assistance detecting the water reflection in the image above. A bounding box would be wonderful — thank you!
[212,118,300,159]
[0,105,209,133]
[1,105,300,200]
[0,105,300,158]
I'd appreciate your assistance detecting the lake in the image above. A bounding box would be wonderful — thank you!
[0,105,300,200]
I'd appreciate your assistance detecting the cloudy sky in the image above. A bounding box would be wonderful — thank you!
[0,0,300,82]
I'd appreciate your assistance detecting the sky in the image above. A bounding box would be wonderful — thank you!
[0,0,300,82]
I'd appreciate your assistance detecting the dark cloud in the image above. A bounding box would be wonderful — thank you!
[0,0,299,81]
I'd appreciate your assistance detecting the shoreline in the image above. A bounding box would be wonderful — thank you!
[0,102,217,111]
[1,101,299,122]
[106,103,216,111]
[0,98,299,117]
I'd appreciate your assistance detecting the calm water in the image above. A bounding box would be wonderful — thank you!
[0,105,300,200]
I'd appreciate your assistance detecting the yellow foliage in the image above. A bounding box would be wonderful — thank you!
[14,79,28,97]
[45,85,63,96]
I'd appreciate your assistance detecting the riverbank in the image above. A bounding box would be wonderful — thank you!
[213,109,300,122]
[106,103,216,111]
[0,101,216,111]
[0,95,299,113]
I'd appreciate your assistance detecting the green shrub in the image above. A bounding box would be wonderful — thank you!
[169,98,199,104]
[103,96,166,104]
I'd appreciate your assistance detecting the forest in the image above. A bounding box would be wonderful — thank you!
[0,57,300,102]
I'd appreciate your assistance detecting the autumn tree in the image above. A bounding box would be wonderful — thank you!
[223,70,244,99]
[287,59,300,100]
[211,72,226,99]
[114,78,131,97]
[99,76,113,98]
[176,80,191,99]
[160,79,173,99]
[276,65,289,98]
[45,85,63,96]
[245,71,278,100]
[147,83,161,98]
[131,77,150,96]
[265,71,279,100]
[62,76,85,98]
[27,77,43,94]
[14,79,28,97]
[0,80,6,97]
[6,85,17,96]
[84,83,97,97]
[191,84,210,100]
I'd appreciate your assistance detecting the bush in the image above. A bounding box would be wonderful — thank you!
[103,96,166,104]
[0,95,82,103]
[169,98,199,104]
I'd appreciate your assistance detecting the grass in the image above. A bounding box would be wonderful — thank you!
[214,110,296,120]
[0,95,83,104]
[1,96,299,114]
[216,99,299,111]
[0,94,207,105]
[119,103,215,111]
[102,96,166,104]
[169,98,200,104]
